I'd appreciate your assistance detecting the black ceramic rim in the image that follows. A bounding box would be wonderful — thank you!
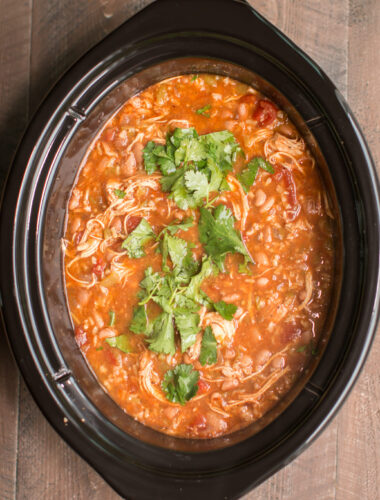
[1,1,380,499]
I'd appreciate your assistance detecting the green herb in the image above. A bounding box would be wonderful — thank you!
[237,156,275,193]
[196,104,211,117]
[96,346,103,351]
[191,74,198,81]
[121,219,155,258]
[199,326,217,366]
[162,217,194,236]
[129,305,148,334]
[108,310,115,326]
[114,188,126,199]
[162,364,199,405]
[148,312,176,355]
[213,301,237,321]
[174,310,201,352]
[198,205,254,269]
[143,128,241,209]
[105,334,130,353]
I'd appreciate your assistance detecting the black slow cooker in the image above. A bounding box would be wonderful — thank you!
[1,0,379,498]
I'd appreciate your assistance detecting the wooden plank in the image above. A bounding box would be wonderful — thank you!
[244,0,349,498]
[0,0,32,498]
[16,3,150,499]
[29,0,153,115]
[335,0,380,498]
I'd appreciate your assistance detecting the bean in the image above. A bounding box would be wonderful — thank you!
[76,289,89,307]
[238,103,249,121]
[164,407,179,419]
[259,196,275,213]
[98,327,116,339]
[255,349,272,366]
[71,216,82,234]
[272,356,286,369]
[224,348,236,360]
[255,252,269,266]
[93,311,105,329]
[240,354,253,367]
[110,216,122,233]
[133,142,144,166]
[121,153,137,176]
[206,412,227,434]
[221,379,239,391]
[256,277,269,287]
[254,189,266,207]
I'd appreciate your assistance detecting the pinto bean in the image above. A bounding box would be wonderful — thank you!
[221,379,239,391]
[206,412,228,434]
[110,216,122,233]
[98,327,117,339]
[254,189,266,207]
[238,102,249,121]
[71,216,82,234]
[255,349,272,366]
[259,196,275,213]
[272,355,286,369]
[133,142,144,166]
[164,407,179,419]
[121,153,137,176]
[256,277,269,287]
[224,348,236,360]
[76,289,89,307]
[93,311,105,329]
[255,252,269,266]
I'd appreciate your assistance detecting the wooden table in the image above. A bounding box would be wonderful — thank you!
[1,1,379,498]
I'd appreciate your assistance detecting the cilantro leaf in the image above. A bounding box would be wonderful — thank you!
[114,189,126,199]
[184,170,209,203]
[164,217,193,235]
[105,334,130,353]
[237,157,275,193]
[174,310,200,352]
[121,219,155,258]
[199,326,217,366]
[148,312,175,355]
[185,257,218,303]
[191,74,198,82]
[198,205,253,268]
[214,301,237,320]
[162,364,199,405]
[130,305,148,334]
[146,128,241,209]
[196,104,211,117]
[167,235,189,269]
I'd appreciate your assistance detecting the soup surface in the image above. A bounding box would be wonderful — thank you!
[64,74,335,438]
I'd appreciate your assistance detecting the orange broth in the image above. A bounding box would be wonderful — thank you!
[64,74,335,438]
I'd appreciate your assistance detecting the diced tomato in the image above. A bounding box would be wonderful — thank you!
[104,347,117,366]
[92,257,106,278]
[75,326,87,347]
[280,323,302,344]
[253,99,278,127]
[126,215,142,233]
[197,379,210,394]
[274,165,300,220]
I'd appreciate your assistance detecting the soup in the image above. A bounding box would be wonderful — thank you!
[63,74,335,438]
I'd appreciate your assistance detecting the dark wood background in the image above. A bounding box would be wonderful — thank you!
[1,1,379,498]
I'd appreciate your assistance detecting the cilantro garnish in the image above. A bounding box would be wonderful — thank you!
[121,219,155,258]
[190,74,198,82]
[129,305,148,334]
[196,104,211,117]
[114,188,126,199]
[162,364,199,405]
[108,310,115,326]
[105,334,130,353]
[198,205,254,269]
[213,301,237,321]
[143,128,241,209]
[237,157,274,193]
[199,326,217,366]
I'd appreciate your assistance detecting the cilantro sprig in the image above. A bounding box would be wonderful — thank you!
[196,104,211,117]
[198,205,254,270]
[143,128,241,209]
[162,364,199,405]
[121,219,155,258]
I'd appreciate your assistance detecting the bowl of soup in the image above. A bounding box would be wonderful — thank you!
[1,0,379,498]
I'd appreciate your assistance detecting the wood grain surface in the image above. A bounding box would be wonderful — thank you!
[0,0,379,499]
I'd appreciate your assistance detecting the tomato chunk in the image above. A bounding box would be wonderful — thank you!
[253,99,278,127]
[92,257,106,278]
[197,379,210,394]
[126,215,142,233]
